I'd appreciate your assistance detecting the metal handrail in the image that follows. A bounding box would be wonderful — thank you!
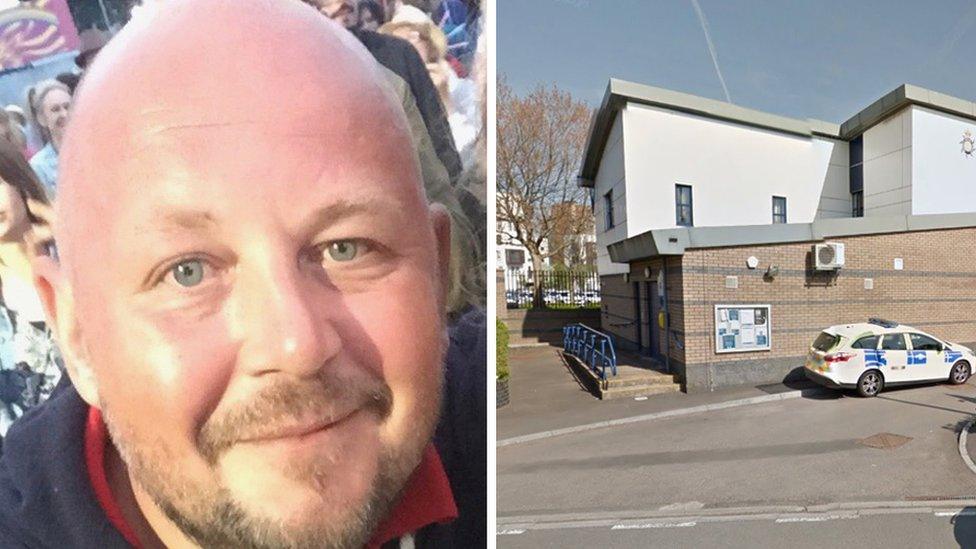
[562,323,617,379]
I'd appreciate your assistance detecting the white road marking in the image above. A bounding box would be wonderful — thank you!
[497,529,527,535]
[935,509,976,517]
[611,521,697,530]
[775,515,856,523]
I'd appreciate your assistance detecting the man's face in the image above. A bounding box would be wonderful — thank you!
[55,50,449,548]
[307,0,360,28]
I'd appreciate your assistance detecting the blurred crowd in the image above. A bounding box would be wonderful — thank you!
[0,0,487,436]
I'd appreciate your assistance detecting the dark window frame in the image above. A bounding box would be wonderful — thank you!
[772,196,787,224]
[675,184,693,227]
[852,190,864,218]
[604,189,614,229]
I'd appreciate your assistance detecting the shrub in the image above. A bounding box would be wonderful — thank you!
[496,319,509,380]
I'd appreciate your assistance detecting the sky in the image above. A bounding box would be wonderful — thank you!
[498,0,976,124]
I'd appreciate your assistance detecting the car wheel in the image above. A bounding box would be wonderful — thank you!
[857,370,883,397]
[950,361,971,385]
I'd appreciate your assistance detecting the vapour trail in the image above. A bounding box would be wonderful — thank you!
[690,0,732,103]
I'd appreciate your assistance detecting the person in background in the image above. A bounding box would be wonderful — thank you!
[0,137,61,435]
[358,0,384,30]
[0,111,27,159]
[27,80,72,198]
[9,102,40,159]
[380,19,479,164]
[300,0,463,183]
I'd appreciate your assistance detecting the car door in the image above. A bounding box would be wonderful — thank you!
[908,332,947,381]
[879,333,909,382]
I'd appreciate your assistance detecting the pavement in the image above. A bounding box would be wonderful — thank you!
[498,350,976,547]
[498,345,826,443]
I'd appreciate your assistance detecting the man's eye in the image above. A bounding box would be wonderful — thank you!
[170,259,206,287]
[326,240,360,262]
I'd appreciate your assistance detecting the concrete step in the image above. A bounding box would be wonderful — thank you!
[561,352,685,400]
[601,383,683,400]
[605,372,677,389]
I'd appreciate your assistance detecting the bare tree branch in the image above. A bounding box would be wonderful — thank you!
[497,78,592,306]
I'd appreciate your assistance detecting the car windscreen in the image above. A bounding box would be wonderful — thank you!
[812,332,840,352]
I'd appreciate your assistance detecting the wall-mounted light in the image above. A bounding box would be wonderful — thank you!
[765,265,780,279]
[746,256,760,269]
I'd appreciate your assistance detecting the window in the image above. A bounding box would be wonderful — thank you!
[604,190,614,229]
[675,184,693,227]
[851,335,880,350]
[909,333,942,351]
[880,333,907,351]
[772,196,787,224]
[850,135,864,217]
[505,249,525,266]
[812,332,839,352]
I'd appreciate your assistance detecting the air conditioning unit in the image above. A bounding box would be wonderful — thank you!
[814,242,845,270]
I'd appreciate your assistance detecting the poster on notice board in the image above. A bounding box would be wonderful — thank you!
[715,304,771,353]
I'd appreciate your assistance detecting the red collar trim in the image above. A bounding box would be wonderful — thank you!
[84,407,143,548]
[85,407,458,549]
[367,444,459,548]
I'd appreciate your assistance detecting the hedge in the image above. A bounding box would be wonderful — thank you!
[496,319,509,380]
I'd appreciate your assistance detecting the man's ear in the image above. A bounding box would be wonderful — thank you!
[32,255,100,407]
[428,203,452,314]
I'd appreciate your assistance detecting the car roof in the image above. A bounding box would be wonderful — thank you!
[825,323,935,339]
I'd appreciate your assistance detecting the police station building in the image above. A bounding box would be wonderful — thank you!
[579,80,976,392]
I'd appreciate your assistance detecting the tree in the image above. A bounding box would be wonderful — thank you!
[497,78,592,307]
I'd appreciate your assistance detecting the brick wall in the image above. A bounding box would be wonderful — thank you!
[600,273,637,349]
[672,226,976,391]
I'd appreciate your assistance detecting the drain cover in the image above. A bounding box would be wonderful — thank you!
[858,432,912,449]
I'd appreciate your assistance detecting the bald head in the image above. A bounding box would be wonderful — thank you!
[57,0,420,271]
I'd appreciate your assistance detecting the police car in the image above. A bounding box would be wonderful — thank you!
[804,318,975,397]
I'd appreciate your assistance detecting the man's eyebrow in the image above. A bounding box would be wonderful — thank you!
[302,198,402,232]
[142,210,219,233]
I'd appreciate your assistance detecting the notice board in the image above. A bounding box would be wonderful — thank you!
[714,304,771,353]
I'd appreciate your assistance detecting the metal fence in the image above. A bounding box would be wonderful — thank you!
[504,269,601,309]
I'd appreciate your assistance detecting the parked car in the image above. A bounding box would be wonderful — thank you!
[805,318,975,397]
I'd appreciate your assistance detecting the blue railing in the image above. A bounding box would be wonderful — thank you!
[562,323,617,379]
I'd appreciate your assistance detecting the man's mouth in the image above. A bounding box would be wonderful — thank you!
[235,408,360,445]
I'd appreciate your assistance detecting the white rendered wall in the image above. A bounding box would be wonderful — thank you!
[911,106,976,215]
[593,113,629,275]
[621,104,842,237]
[861,108,912,216]
[815,137,851,218]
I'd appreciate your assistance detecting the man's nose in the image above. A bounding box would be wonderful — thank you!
[233,259,341,378]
